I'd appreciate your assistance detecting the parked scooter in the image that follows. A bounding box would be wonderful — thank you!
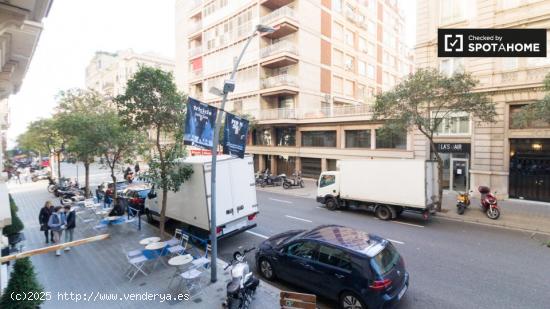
[283,171,304,189]
[259,169,285,187]
[59,187,85,205]
[223,247,259,309]
[478,186,500,220]
[456,191,471,215]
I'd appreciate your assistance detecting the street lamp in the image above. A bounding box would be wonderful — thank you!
[208,24,275,283]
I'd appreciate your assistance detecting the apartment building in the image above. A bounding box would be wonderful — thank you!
[85,49,174,97]
[415,0,550,202]
[175,0,412,178]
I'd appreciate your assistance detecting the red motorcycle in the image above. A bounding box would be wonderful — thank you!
[478,186,500,220]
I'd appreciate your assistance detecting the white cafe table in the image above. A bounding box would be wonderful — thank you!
[144,241,168,269]
[167,254,194,288]
[139,236,161,246]
[145,241,166,251]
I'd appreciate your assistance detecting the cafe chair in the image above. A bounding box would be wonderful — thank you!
[167,234,189,257]
[123,249,148,282]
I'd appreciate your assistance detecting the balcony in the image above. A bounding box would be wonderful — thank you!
[252,105,373,122]
[190,69,203,80]
[260,74,299,96]
[188,22,202,38]
[189,46,202,58]
[260,41,299,68]
[189,0,202,16]
[260,0,294,10]
[260,6,299,39]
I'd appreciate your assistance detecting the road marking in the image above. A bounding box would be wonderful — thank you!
[387,238,405,245]
[268,198,292,204]
[285,215,312,223]
[245,230,269,239]
[392,221,424,228]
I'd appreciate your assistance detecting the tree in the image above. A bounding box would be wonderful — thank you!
[512,73,550,128]
[96,111,145,205]
[116,66,193,238]
[0,258,45,309]
[2,195,23,237]
[55,89,106,197]
[373,68,496,211]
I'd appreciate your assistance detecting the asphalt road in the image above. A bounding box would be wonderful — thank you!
[218,190,550,309]
[59,162,550,308]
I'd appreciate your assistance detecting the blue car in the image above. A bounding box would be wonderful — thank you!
[255,225,409,309]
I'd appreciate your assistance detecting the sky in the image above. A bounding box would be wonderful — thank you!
[7,0,416,149]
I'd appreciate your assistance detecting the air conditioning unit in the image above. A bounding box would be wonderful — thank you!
[345,63,353,71]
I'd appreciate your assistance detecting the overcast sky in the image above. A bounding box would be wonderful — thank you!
[7,0,416,149]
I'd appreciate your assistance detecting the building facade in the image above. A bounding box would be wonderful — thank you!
[175,0,412,178]
[85,49,175,97]
[415,0,550,202]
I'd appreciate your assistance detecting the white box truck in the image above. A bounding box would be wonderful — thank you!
[316,159,439,220]
[145,155,259,239]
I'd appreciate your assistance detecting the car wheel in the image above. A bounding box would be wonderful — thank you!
[375,205,392,220]
[326,198,338,211]
[259,258,275,280]
[340,291,366,309]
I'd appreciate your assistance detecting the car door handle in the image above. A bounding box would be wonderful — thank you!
[299,262,314,270]
[334,273,345,279]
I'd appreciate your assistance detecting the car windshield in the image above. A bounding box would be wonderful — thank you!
[370,243,400,275]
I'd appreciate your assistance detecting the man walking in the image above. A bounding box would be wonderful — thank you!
[48,206,67,256]
[63,205,76,251]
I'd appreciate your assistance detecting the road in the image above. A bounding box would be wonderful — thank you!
[60,162,550,308]
[218,191,550,309]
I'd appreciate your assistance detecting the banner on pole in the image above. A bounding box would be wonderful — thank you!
[223,113,249,159]
[183,98,218,150]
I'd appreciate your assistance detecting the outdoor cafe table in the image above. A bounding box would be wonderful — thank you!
[167,254,193,288]
[139,236,160,246]
[144,241,168,269]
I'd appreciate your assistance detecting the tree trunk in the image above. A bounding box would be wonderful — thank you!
[84,162,90,198]
[155,127,168,239]
[428,139,444,212]
[56,152,61,180]
[160,189,168,239]
[110,172,117,203]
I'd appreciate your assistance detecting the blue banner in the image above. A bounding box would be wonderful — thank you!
[223,113,249,159]
[183,98,218,150]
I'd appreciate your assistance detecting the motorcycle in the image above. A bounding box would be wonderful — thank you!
[59,188,85,205]
[478,186,500,220]
[222,247,259,309]
[456,191,471,215]
[283,171,304,189]
[259,170,285,187]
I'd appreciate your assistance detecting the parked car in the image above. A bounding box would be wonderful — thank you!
[99,180,129,197]
[122,184,151,212]
[255,225,409,309]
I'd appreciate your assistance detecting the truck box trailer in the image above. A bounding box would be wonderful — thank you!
[316,159,439,220]
[146,155,258,239]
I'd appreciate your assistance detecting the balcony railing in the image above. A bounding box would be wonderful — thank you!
[260,40,298,58]
[188,22,202,35]
[189,46,202,57]
[251,105,373,121]
[260,6,296,25]
[261,74,298,89]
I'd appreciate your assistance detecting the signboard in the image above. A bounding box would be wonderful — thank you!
[183,98,217,150]
[222,113,249,159]
[435,143,471,153]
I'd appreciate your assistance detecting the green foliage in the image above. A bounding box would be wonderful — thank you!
[512,73,550,128]
[17,118,63,155]
[142,144,194,193]
[2,195,24,236]
[0,258,45,309]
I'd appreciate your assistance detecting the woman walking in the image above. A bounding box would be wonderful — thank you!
[63,205,76,251]
[38,201,54,244]
[48,206,67,256]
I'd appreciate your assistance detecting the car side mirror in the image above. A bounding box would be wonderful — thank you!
[147,192,157,199]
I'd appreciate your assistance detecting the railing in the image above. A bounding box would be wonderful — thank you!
[260,40,298,58]
[260,6,296,25]
[261,74,298,89]
[188,22,202,35]
[250,105,373,121]
[189,46,202,57]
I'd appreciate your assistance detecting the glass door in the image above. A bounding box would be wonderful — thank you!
[450,158,468,192]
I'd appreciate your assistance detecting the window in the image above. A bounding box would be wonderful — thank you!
[333,76,343,94]
[332,0,343,12]
[357,84,366,100]
[359,37,367,52]
[358,61,367,76]
[317,245,352,270]
[502,58,518,71]
[368,42,375,56]
[232,100,242,113]
[370,243,400,275]
[368,20,376,35]
[433,112,471,135]
[287,241,317,260]
[334,22,344,41]
[344,80,354,97]
[345,29,354,46]
[275,127,296,146]
[367,64,375,79]
[509,105,550,129]
[253,128,272,146]
[302,131,337,147]
[440,0,466,24]
[376,127,406,149]
[344,54,354,71]
[439,58,464,77]
[319,175,335,188]
[345,130,371,148]
[500,0,520,9]
[333,49,344,67]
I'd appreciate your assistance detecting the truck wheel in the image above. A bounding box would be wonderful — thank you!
[326,198,339,211]
[375,205,392,220]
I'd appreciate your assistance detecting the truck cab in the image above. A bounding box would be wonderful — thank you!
[316,171,341,205]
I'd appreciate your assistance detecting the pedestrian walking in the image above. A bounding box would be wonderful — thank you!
[38,201,54,244]
[14,169,21,184]
[63,205,76,251]
[48,206,67,256]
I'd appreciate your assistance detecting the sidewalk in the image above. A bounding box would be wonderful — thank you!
[257,178,550,235]
[6,181,280,309]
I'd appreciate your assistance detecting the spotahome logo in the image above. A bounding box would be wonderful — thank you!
[438,29,546,57]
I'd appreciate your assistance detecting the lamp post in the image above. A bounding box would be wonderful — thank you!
[208,24,275,283]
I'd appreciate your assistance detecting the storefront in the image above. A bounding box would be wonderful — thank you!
[301,157,322,179]
[509,139,550,202]
[434,143,471,191]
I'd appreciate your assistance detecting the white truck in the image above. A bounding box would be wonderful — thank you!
[146,155,259,240]
[316,159,439,220]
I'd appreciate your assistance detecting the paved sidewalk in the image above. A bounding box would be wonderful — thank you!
[7,181,280,309]
[257,178,550,235]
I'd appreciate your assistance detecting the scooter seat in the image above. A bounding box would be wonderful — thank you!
[244,276,259,291]
[227,278,240,295]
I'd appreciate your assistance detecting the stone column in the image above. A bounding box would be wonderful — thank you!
[271,156,278,175]
[295,157,302,173]
[321,158,328,172]
[258,154,265,172]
